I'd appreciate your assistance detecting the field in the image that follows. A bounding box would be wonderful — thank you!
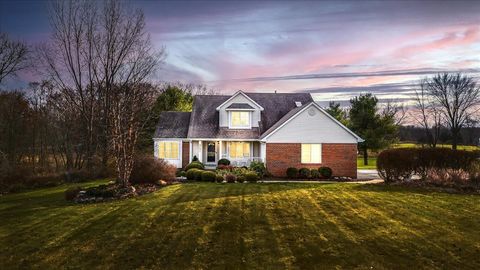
[1,181,480,269]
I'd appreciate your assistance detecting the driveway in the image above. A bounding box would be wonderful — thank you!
[358,169,380,180]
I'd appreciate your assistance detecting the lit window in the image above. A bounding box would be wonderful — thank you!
[229,142,251,158]
[158,141,179,159]
[301,144,321,163]
[230,111,250,128]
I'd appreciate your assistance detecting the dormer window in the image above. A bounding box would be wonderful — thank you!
[229,111,251,128]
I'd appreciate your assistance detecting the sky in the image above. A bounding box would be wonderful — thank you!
[1,0,480,104]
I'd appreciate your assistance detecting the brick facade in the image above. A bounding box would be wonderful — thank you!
[266,143,357,178]
[182,142,190,169]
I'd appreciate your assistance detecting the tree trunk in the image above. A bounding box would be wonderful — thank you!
[451,129,458,150]
[363,147,368,165]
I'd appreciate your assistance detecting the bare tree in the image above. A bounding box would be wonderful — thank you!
[0,33,29,84]
[412,79,443,147]
[38,0,163,184]
[425,73,480,149]
[37,0,100,170]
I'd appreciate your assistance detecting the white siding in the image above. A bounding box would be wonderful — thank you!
[153,139,183,168]
[191,141,200,160]
[264,105,358,143]
[218,94,261,128]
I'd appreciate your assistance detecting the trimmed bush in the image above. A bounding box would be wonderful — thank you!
[298,168,311,179]
[186,169,199,180]
[377,149,415,183]
[319,167,333,179]
[185,161,204,171]
[201,171,217,182]
[216,175,224,183]
[65,187,81,201]
[193,169,204,181]
[250,161,266,177]
[130,155,176,184]
[286,167,298,178]
[377,148,480,184]
[218,158,231,166]
[225,174,237,183]
[244,172,259,182]
[311,169,321,179]
[179,171,186,177]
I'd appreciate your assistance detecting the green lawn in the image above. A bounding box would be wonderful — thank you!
[1,182,480,269]
[357,157,377,169]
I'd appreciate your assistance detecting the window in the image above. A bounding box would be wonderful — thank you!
[229,142,251,158]
[230,111,250,128]
[301,144,321,163]
[158,141,179,159]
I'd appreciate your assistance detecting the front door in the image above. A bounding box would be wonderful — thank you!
[207,142,216,163]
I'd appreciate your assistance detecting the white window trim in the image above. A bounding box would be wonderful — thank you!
[228,111,252,129]
[157,140,181,160]
[301,143,322,164]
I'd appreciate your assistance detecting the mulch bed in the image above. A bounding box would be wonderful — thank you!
[69,181,176,203]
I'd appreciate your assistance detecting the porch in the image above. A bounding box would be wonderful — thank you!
[190,140,265,167]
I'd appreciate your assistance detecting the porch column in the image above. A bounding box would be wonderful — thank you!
[218,140,223,160]
[260,142,266,163]
[198,141,203,163]
[189,140,193,163]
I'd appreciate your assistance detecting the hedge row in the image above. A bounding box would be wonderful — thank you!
[286,167,332,179]
[377,148,480,184]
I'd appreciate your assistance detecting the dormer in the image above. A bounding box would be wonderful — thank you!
[216,91,264,129]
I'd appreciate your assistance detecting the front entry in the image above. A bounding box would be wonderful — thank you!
[207,142,216,163]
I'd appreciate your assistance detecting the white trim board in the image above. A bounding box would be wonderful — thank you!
[215,90,264,111]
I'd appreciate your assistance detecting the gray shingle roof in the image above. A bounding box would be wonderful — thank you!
[226,103,255,109]
[260,102,311,139]
[154,112,191,138]
[186,92,313,139]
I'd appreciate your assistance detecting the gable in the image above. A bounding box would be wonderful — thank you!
[262,103,361,143]
[217,93,262,128]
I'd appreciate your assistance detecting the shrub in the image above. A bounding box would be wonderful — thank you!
[192,155,199,162]
[244,172,259,182]
[250,161,266,177]
[377,148,418,183]
[130,155,177,184]
[298,168,311,179]
[217,164,234,171]
[65,187,82,201]
[85,185,115,198]
[319,167,333,179]
[232,167,251,177]
[201,171,216,182]
[218,158,231,166]
[237,175,245,183]
[286,167,298,178]
[311,169,321,179]
[216,175,224,183]
[377,148,480,184]
[179,171,186,177]
[225,174,237,183]
[194,169,204,181]
[186,169,199,180]
[185,161,204,171]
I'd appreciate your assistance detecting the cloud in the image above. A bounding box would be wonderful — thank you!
[220,68,480,83]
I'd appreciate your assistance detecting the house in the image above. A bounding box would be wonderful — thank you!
[153,91,363,178]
